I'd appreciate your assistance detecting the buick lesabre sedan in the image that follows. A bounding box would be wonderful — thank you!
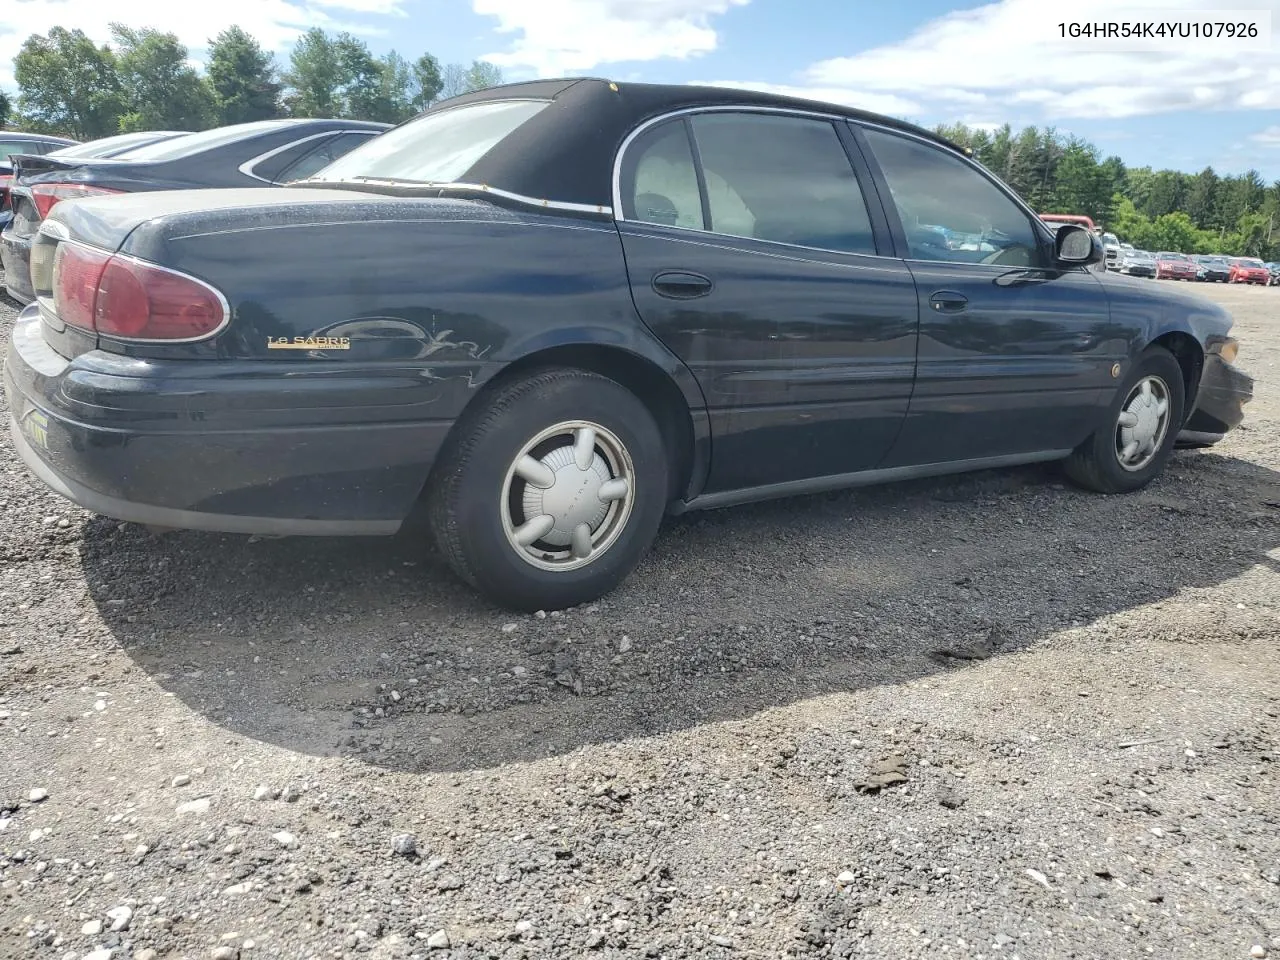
[3,79,1254,610]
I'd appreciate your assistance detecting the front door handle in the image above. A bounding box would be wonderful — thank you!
[653,271,713,299]
[929,291,968,313]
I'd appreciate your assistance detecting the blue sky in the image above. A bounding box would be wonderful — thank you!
[4,0,1280,179]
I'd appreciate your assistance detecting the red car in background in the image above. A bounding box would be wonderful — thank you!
[1155,252,1197,280]
[1228,257,1270,284]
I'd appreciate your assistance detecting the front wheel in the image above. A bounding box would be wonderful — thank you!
[1062,347,1185,494]
[427,367,669,611]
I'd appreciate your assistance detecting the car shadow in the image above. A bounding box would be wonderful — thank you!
[80,448,1280,773]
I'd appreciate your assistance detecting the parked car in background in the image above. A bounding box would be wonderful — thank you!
[1117,249,1156,277]
[1,132,78,236]
[1155,252,1197,280]
[2,79,1252,609]
[1101,232,1121,269]
[1192,255,1231,282]
[44,130,191,161]
[1228,257,1270,285]
[0,118,388,303]
[1266,262,1280,285]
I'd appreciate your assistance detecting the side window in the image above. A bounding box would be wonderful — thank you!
[860,126,1041,266]
[619,120,705,230]
[688,113,877,255]
[0,141,38,162]
[247,135,335,183]
[278,132,375,183]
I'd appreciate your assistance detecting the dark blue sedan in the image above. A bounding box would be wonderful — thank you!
[3,80,1254,610]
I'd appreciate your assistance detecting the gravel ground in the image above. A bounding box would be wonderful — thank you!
[1,282,1277,960]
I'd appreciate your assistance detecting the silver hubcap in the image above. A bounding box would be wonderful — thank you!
[501,421,635,572]
[1115,375,1171,472]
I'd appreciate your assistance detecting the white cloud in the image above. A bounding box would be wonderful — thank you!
[1252,126,1280,146]
[792,0,1280,121]
[691,80,920,119]
[0,0,402,91]
[474,0,748,76]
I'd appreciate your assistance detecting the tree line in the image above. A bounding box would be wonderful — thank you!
[937,122,1280,260]
[3,25,504,138]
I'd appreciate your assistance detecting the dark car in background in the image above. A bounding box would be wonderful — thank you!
[1192,255,1231,282]
[0,118,388,303]
[1,132,78,235]
[2,79,1253,610]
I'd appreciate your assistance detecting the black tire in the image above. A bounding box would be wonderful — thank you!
[426,367,669,611]
[1062,346,1185,494]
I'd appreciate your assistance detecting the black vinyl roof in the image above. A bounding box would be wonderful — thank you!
[433,78,965,211]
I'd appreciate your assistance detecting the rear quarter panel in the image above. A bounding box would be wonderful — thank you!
[111,196,705,420]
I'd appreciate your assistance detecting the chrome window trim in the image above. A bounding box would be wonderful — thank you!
[611,105,895,260]
[438,182,611,215]
[238,131,369,183]
[611,104,1058,268]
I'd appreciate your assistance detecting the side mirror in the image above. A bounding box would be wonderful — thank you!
[1055,224,1104,265]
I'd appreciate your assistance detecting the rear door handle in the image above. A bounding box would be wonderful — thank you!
[653,271,713,299]
[929,291,968,313]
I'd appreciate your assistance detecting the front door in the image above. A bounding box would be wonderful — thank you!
[614,110,920,495]
[854,124,1117,468]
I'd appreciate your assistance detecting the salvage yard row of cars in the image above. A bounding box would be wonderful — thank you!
[0,80,1256,609]
[1107,245,1279,285]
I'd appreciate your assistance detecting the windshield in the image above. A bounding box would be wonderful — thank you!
[117,120,299,162]
[49,131,189,159]
[1102,233,1119,245]
[311,99,549,184]
[1242,259,1266,267]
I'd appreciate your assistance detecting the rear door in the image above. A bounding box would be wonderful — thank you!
[854,123,1115,468]
[615,109,919,494]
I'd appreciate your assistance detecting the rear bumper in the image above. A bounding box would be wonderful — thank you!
[1176,352,1253,447]
[0,225,34,304]
[3,310,462,535]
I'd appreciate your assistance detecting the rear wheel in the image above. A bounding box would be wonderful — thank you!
[427,367,668,611]
[1062,346,1185,494]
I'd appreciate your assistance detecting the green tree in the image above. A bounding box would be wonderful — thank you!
[0,91,10,128]
[111,24,215,131]
[1184,167,1220,230]
[375,51,415,122]
[284,28,342,117]
[14,27,126,138]
[438,59,505,101]
[411,53,443,111]
[207,26,281,125]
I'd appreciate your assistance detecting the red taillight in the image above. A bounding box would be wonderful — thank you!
[96,256,226,340]
[52,242,227,341]
[52,242,110,332]
[30,183,124,220]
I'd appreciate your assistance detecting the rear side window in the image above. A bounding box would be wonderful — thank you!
[312,100,548,184]
[620,120,704,230]
[689,113,876,254]
[0,141,49,161]
[278,132,377,183]
[619,111,878,256]
[248,135,336,183]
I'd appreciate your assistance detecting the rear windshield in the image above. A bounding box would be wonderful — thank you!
[50,131,189,159]
[310,99,549,184]
[117,120,299,162]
